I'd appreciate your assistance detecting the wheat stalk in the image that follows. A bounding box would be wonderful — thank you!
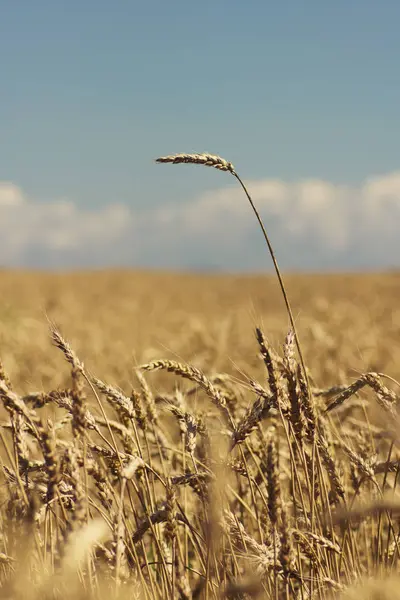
[155,151,310,402]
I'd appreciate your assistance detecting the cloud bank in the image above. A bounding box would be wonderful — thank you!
[1,172,400,271]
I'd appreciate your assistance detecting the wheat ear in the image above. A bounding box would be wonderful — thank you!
[156,153,235,172]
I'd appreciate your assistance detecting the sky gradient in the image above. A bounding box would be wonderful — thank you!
[1,1,400,271]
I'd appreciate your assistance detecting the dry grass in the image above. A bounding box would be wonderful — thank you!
[0,269,399,599]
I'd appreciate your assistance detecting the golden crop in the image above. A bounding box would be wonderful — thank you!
[0,269,399,599]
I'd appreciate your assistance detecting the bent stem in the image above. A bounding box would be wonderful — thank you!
[233,168,316,532]
[232,171,309,392]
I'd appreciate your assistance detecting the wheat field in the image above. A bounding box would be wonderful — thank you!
[0,269,399,599]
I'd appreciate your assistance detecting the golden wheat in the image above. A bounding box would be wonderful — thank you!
[0,270,398,599]
[155,152,235,173]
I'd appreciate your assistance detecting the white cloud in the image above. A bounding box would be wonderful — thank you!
[0,182,25,207]
[1,172,400,270]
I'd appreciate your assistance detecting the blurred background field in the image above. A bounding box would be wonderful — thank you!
[1,269,399,393]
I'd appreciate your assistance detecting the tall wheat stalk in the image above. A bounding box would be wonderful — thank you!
[155,153,309,388]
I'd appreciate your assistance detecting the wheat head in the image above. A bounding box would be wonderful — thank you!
[155,152,235,173]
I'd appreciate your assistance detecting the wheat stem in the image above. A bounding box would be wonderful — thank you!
[155,153,310,395]
[232,171,309,394]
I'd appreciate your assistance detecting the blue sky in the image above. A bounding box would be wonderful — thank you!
[1,1,400,271]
